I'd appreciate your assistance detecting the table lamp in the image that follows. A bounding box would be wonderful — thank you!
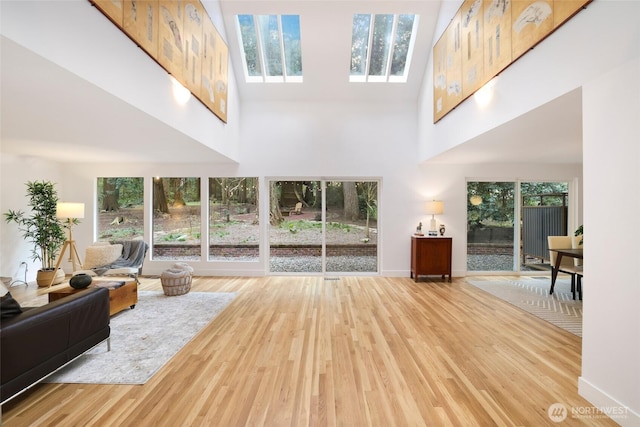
[426,200,443,236]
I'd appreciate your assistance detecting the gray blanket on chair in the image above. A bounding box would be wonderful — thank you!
[92,240,148,276]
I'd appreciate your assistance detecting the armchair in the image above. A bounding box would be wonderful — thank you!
[73,240,148,283]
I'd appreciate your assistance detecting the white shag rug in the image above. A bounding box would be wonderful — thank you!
[467,277,582,336]
[44,291,236,384]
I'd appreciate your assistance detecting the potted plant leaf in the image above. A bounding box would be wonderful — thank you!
[4,181,67,286]
[575,225,583,245]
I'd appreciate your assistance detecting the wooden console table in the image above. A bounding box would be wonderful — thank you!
[48,279,137,316]
[410,236,452,282]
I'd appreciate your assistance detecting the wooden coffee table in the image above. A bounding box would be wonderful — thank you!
[49,279,138,316]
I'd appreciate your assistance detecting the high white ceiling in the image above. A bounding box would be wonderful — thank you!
[0,0,583,165]
[217,0,442,103]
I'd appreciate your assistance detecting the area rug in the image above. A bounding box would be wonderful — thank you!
[44,291,236,385]
[466,278,582,337]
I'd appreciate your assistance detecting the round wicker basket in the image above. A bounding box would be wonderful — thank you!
[161,273,192,296]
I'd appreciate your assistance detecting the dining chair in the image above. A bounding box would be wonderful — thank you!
[548,236,582,299]
[572,235,584,300]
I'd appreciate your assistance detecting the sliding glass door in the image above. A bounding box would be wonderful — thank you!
[520,182,569,271]
[325,181,377,273]
[268,179,378,274]
[269,180,322,273]
[467,180,569,273]
[467,182,516,272]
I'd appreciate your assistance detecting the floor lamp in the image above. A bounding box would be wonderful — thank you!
[49,202,84,286]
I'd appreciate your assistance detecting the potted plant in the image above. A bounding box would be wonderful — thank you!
[575,225,583,245]
[4,181,67,286]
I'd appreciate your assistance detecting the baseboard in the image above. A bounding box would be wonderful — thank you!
[578,376,640,426]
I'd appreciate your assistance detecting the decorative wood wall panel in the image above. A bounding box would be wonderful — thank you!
[446,11,464,116]
[511,0,554,60]
[93,0,123,26]
[182,1,204,92]
[554,0,590,27]
[200,17,229,121]
[461,0,485,99]
[483,0,513,80]
[433,0,591,123]
[90,0,228,123]
[158,1,185,85]
[123,0,158,58]
[433,31,448,122]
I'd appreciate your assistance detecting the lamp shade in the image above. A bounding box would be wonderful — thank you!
[469,195,483,206]
[56,202,85,219]
[425,200,444,215]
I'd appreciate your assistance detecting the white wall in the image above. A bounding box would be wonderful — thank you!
[419,1,640,162]
[418,162,582,277]
[0,0,240,160]
[238,101,423,276]
[579,57,640,425]
[0,155,64,283]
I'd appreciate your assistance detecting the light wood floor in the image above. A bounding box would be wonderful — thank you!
[2,276,615,426]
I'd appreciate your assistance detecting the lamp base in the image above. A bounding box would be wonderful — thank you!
[428,217,438,236]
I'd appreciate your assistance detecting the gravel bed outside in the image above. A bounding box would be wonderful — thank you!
[157,254,545,274]
[270,256,377,273]
[468,254,548,272]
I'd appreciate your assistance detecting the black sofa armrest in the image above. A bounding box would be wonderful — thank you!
[0,287,110,403]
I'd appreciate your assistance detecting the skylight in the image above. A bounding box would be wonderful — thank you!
[350,14,418,83]
[237,14,303,83]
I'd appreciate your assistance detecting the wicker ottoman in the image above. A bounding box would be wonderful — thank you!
[161,263,193,296]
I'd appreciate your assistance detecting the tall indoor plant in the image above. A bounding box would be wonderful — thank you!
[4,180,67,286]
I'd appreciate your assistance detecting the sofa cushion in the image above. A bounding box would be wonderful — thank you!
[83,244,123,269]
[1,292,22,319]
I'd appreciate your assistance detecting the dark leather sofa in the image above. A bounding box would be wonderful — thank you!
[0,287,110,404]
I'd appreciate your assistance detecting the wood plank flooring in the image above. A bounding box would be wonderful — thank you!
[1,276,616,426]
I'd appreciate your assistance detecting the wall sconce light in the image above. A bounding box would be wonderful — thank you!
[171,76,191,105]
[474,76,498,108]
[425,200,444,236]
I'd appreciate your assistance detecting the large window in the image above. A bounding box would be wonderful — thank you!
[209,177,259,261]
[152,177,201,261]
[96,177,144,242]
